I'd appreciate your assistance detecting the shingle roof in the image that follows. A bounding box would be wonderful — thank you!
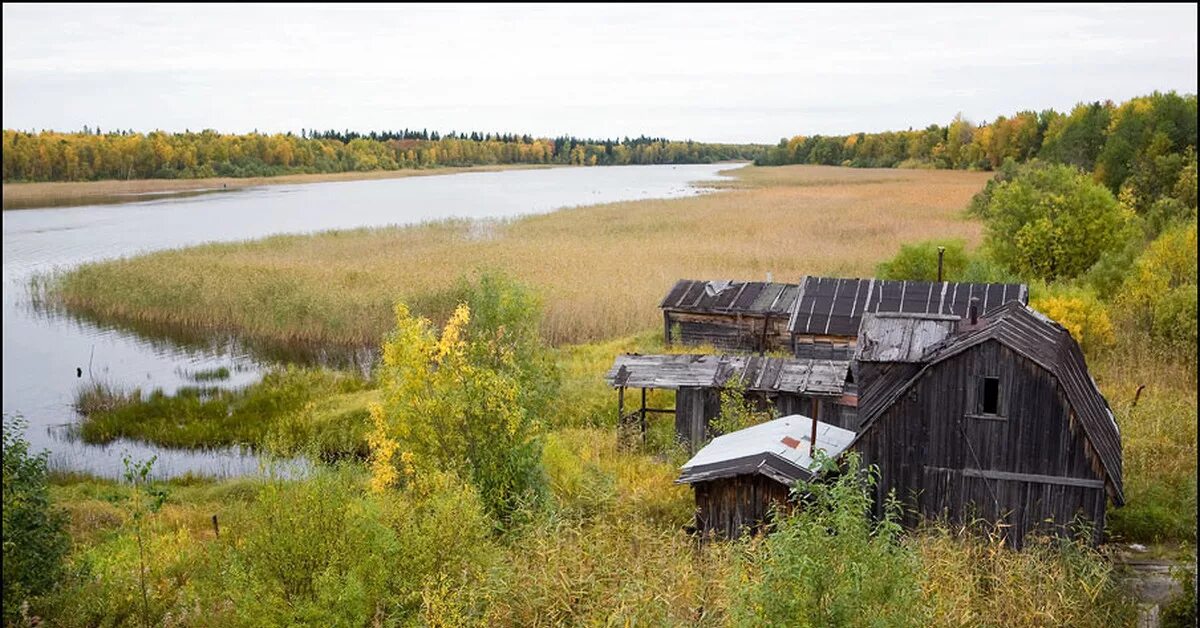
[787,276,1028,337]
[659,280,799,316]
[606,353,850,395]
[854,302,1124,504]
[677,415,857,485]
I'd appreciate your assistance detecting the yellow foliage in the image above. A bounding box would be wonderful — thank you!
[1031,293,1115,352]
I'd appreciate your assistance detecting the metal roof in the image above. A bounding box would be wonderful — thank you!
[787,276,1028,337]
[854,302,1124,505]
[659,279,800,316]
[855,312,960,363]
[677,415,857,485]
[606,353,851,395]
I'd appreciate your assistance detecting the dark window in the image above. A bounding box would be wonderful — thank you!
[981,377,1000,415]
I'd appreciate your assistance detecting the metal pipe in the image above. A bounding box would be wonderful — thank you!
[809,397,819,458]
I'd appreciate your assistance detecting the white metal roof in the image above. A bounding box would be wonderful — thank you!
[678,415,857,485]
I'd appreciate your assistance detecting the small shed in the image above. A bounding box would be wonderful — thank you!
[605,353,856,451]
[677,415,856,538]
[659,280,800,352]
[852,302,1123,547]
[788,276,1027,357]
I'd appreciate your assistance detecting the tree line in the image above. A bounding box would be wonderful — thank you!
[1,127,763,182]
[757,91,1197,195]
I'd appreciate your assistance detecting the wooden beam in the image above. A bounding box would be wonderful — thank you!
[961,468,1105,489]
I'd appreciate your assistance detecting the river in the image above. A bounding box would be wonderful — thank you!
[1,163,735,477]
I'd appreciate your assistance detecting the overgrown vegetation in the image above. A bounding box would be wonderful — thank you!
[2,419,70,624]
[73,367,370,459]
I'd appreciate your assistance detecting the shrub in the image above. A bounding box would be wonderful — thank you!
[1117,220,1198,352]
[977,162,1137,281]
[369,272,557,526]
[729,453,926,627]
[875,239,971,282]
[708,380,776,438]
[2,418,70,623]
[1029,283,1116,353]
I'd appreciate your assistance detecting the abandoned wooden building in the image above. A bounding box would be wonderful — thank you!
[851,302,1123,546]
[676,415,856,538]
[659,276,1028,358]
[604,353,855,451]
[659,280,799,352]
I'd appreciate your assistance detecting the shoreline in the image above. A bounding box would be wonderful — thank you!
[1,162,566,210]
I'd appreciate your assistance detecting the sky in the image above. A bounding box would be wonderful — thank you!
[3,3,1197,143]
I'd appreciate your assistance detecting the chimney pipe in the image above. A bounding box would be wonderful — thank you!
[969,296,979,326]
[937,246,945,282]
[766,271,773,283]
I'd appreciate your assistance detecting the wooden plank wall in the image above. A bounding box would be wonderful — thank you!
[667,311,792,353]
[693,475,792,539]
[853,339,1108,547]
[675,387,721,451]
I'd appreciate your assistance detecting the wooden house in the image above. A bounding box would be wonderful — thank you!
[605,353,856,451]
[676,415,856,538]
[851,302,1123,546]
[659,280,799,352]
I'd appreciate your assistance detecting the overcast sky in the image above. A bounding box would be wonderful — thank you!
[3,3,1197,143]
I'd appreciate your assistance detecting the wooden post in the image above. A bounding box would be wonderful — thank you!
[809,397,819,458]
[640,387,648,443]
[663,312,673,345]
[618,386,625,425]
[211,514,219,538]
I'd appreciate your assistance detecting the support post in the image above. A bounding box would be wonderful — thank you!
[663,312,673,345]
[937,246,946,282]
[640,387,648,443]
[618,386,625,425]
[809,397,820,458]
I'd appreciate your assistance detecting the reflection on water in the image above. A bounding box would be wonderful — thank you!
[2,163,737,477]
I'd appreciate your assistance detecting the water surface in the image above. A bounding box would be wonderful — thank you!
[2,163,735,477]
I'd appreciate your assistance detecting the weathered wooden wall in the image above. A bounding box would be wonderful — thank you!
[676,387,721,451]
[853,340,1108,547]
[666,311,791,353]
[693,475,792,539]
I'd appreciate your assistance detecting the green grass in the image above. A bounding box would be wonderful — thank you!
[73,367,369,459]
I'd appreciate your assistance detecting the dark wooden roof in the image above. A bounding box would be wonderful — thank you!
[787,276,1028,337]
[659,280,800,316]
[606,353,850,395]
[855,302,1123,504]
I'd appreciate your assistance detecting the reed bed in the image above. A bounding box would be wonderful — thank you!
[49,165,992,351]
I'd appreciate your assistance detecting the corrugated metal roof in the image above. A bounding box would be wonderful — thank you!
[677,415,857,485]
[787,276,1028,337]
[855,312,960,363]
[659,279,800,316]
[854,302,1124,504]
[606,354,851,395]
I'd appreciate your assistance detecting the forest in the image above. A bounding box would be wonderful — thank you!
[0,128,763,182]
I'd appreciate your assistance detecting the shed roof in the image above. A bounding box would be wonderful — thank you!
[855,312,960,363]
[855,302,1124,504]
[787,276,1027,337]
[606,353,850,395]
[659,279,799,316]
[677,415,857,485]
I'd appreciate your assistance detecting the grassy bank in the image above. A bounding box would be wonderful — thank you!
[2,162,560,210]
[34,436,1142,626]
[46,165,992,349]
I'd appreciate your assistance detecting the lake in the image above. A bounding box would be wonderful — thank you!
[2,163,735,477]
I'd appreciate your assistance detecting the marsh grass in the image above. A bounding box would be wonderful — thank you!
[73,367,369,457]
[48,165,992,351]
